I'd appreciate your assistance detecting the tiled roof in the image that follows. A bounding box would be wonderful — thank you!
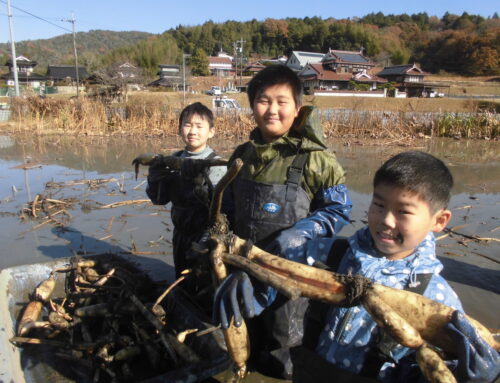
[244,62,266,72]
[325,49,372,65]
[300,64,387,83]
[5,56,37,67]
[302,64,352,81]
[208,57,232,65]
[47,65,89,80]
[353,71,387,83]
[377,64,426,76]
[147,77,183,87]
[325,50,371,64]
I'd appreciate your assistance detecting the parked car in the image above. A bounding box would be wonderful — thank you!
[428,90,445,98]
[206,86,222,96]
[212,96,241,110]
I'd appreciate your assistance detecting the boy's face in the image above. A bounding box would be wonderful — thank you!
[367,183,451,260]
[180,113,214,153]
[253,83,300,143]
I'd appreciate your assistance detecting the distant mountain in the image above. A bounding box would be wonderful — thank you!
[0,30,153,72]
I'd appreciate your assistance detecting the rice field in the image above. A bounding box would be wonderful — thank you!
[1,93,498,140]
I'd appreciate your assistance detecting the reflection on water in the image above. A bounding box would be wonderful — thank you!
[1,135,498,194]
[333,139,500,194]
[0,135,499,330]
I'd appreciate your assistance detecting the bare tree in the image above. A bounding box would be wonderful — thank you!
[87,62,144,103]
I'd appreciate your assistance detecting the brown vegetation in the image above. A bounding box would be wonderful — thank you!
[1,93,498,140]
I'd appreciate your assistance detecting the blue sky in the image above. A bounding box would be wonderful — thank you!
[1,0,498,43]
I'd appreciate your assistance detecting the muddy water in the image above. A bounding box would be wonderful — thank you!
[0,135,499,338]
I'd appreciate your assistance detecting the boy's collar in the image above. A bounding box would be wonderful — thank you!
[184,146,212,156]
[249,127,300,146]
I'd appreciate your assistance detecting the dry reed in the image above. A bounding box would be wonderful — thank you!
[5,96,499,140]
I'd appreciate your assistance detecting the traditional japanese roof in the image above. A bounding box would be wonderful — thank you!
[147,77,183,87]
[244,62,266,73]
[208,56,232,66]
[377,64,427,76]
[300,64,352,81]
[47,65,89,81]
[5,55,37,68]
[299,64,387,84]
[353,70,387,83]
[322,49,374,66]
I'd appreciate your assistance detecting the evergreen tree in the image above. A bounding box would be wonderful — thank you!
[190,48,210,76]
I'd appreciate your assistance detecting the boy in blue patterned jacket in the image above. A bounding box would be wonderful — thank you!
[214,151,500,382]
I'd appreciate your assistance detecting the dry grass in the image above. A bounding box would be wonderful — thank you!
[130,91,499,113]
[306,95,500,113]
[2,93,498,140]
[5,96,254,139]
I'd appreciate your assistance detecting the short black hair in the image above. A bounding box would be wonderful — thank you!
[374,151,453,211]
[179,102,214,130]
[247,65,302,107]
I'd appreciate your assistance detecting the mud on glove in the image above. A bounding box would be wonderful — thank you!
[213,271,259,329]
[447,310,500,383]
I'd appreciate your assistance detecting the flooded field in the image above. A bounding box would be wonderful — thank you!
[0,134,499,380]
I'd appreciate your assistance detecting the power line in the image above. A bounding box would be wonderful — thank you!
[0,0,72,33]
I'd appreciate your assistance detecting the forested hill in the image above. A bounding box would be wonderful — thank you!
[165,12,499,75]
[0,30,153,71]
[1,12,498,77]
[100,12,500,77]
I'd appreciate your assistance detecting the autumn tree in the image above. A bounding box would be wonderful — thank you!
[90,11,498,77]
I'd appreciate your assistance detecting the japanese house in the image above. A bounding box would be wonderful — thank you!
[377,64,438,97]
[47,65,89,85]
[286,51,325,71]
[2,55,48,88]
[147,64,183,90]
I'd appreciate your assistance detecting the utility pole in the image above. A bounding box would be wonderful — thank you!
[238,38,245,87]
[63,14,80,98]
[233,38,245,87]
[232,41,238,83]
[182,53,191,105]
[6,0,20,97]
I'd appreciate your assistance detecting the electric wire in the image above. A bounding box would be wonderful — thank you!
[0,0,72,33]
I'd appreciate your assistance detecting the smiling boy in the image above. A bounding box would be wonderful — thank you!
[368,182,451,261]
[215,151,500,382]
[146,102,226,281]
[220,65,352,378]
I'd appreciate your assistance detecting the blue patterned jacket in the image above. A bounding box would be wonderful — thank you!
[281,227,464,381]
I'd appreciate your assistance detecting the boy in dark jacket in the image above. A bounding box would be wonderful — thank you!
[220,65,352,377]
[146,102,225,284]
